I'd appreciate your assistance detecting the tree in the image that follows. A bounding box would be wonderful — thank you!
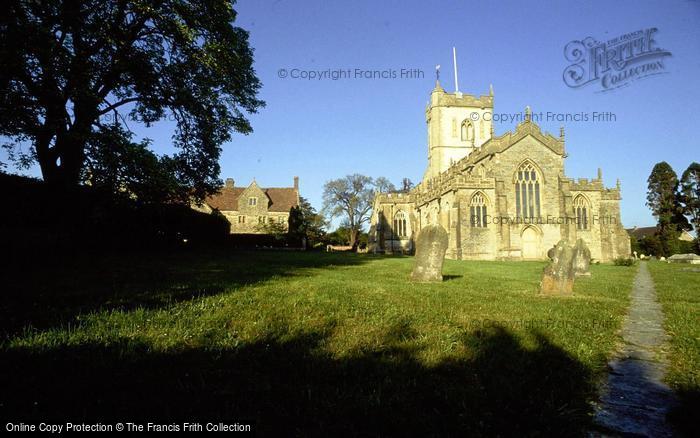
[287,197,327,248]
[400,178,414,193]
[374,177,396,193]
[82,124,184,204]
[299,197,327,246]
[326,226,351,246]
[287,205,305,245]
[680,162,700,233]
[646,162,689,256]
[256,220,287,243]
[322,174,389,251]
[1,0,263,199]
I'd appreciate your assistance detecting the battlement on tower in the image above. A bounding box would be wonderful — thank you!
[427,90,494,109]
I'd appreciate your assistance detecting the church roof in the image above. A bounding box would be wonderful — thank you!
[626,226,657,238]
[464,118,565,167]
[205,183,299,212]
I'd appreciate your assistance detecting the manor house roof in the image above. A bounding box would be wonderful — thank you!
[206,179,299,213]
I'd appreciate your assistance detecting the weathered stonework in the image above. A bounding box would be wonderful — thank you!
[410,224,449,282]
[540,239,575,296]
[368,84,630,262]
[572,238,592,277]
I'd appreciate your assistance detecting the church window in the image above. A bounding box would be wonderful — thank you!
[248,197,257,206]
[238,216,245,224]
[461,120,474,142]
[515,162,541,219]
[470,192,488,228]
[393,211,408,237]
[573,195,589,230]
[258,216,266,224]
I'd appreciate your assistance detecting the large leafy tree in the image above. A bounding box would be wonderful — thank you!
[0,0,263,200]
[322,174,395,251]
[646,162,690,256]
[680,162,700,233]
[288,196,327,247]
[82,124,182,203]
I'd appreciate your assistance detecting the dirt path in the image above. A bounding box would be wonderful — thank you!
[593,261,677,436]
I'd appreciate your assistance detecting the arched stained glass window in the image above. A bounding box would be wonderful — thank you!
[393,211,408,237]
[515,162,541,219]
[573,195,589,230]
[470,192,488,228]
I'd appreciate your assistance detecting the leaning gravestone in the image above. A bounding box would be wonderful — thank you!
[410,224,449,282]
[572,238,591,277]
[541,239,575,296]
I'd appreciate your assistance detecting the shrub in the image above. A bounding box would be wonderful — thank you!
[0,172,230,255]
[613,257,636,266]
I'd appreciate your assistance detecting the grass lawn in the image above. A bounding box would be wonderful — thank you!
[0,250,636,435]
[647,260,700,432]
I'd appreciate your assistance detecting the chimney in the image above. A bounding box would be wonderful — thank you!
[293,176,299,191]
[225,178,234,188]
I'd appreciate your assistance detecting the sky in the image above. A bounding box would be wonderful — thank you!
[7,0,700,228]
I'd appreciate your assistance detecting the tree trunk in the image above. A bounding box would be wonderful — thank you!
[349,228,359,252]
[36,123,89,189]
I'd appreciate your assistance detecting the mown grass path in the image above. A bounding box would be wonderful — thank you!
[594,262,678,436]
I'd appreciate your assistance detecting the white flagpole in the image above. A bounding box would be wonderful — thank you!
[452,47,459,93]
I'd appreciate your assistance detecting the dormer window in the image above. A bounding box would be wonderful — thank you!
[248,197,257,206]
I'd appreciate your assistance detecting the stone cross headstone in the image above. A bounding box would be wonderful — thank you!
[572,238,591,277]
[540,239,575,296]
[410,224,449,282]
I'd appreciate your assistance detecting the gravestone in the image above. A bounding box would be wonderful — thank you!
[410,224,449,282]
[572,238,591,277]
[540,239,575,296]
[668,253,700,264]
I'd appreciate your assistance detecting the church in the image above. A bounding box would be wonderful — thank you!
[368,78,630,261]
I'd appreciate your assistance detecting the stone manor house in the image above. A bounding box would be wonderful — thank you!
[196,177,300,234]
[368,80,630,261]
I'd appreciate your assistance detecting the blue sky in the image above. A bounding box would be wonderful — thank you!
[8,0,700,228]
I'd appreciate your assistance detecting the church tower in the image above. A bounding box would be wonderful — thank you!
[424,54,494,180]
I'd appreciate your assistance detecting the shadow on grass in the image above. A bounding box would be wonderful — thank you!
[0,324,595,436]
[0,249,373,337]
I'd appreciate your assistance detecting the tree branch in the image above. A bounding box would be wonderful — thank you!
[98,97,140,116]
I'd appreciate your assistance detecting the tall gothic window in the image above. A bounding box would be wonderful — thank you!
[470,192,488,228]
[461,120,474,142]
[573,195,589,230]
[393,211,408,237]
[515,162,541,219]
